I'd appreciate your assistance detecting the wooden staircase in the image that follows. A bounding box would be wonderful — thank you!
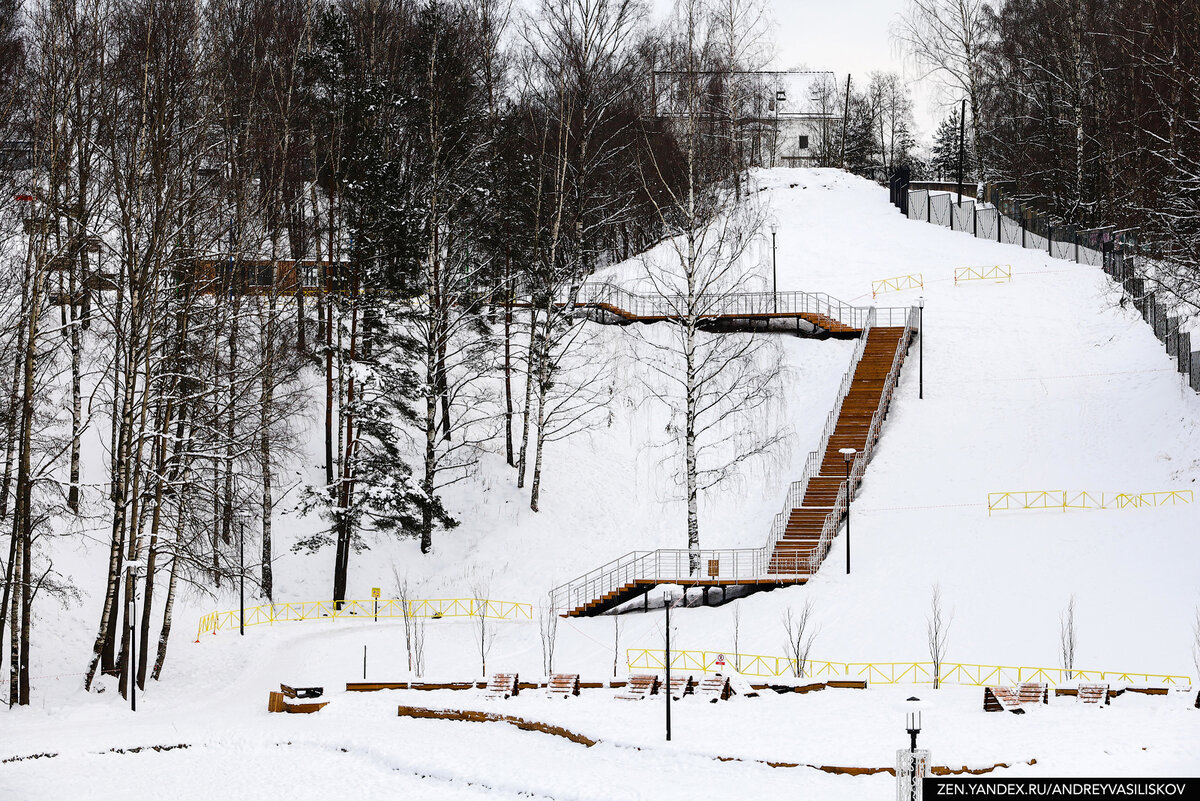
[767,327,908,574]
[548,298,918,618]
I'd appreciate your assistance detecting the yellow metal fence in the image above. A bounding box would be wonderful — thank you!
[954,264,1012,284]
[871,274,924,298]
[988,490,1193,514]
[196,597,533,640]
[625,648,1191,687]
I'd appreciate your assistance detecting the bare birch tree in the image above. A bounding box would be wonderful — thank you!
[782,599,818,678]
[927,584,953,689]
[1059,594,1077,680]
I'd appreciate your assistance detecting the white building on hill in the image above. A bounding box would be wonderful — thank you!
[650,69,843,167]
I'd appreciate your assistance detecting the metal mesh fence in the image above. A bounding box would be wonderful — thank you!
[950,199,975,232]
[886,176,1200,399]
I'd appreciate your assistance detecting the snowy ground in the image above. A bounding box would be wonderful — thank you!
[7,169,1200,798]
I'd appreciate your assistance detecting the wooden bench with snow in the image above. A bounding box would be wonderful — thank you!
[667,675,695,699]
[268,689,329,714]
[696,674,734,703]
[615,674,659,700]
[547,673,580,697]
[983,686,1022,712]
[484,673,519,699]
[983,683,1047,712]
[1078,683,1110,705]
[281,684,324,699]
[1016,682,1048,705]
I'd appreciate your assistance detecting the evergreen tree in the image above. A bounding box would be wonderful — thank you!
[931,109,974,181]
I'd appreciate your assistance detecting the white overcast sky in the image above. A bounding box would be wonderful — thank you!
[645,0,949,145]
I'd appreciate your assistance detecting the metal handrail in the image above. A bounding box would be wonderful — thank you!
[576,282,906,330]
[547,297,918,613]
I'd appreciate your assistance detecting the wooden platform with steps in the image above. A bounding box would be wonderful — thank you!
[767,326,907,574]
[567,574,808,617]
[550,298,917,618]
[567,302,860,336]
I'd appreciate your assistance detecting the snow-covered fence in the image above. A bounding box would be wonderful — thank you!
[890,180,1200,399]
[950,199,974,232]
[626,648,1193,686]
[196,597,533,639]
[987,490,1193,514]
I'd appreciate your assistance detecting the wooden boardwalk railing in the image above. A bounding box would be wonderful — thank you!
[548,284,919,617]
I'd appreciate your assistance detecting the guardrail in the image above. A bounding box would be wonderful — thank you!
[548,296,917,614]
[797,305,918,576]
[196,597,533,640]
[987,490,1193,514]
[871,274,923,298]
[546,549,814,614]
[625,648,1192,686]
[954,265,1011,284]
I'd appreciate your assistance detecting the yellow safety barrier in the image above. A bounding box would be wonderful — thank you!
[625,648,1191,687]
[871,274,923,298]
[196,597,533,640]
[988,490,1193,515]
[954,264,1011,284]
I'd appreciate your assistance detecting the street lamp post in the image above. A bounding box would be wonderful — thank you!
[839,448,857,574]
[124,560,145,712]
[239,515,245,636]
[918,297,925,400]
[906,710,922,801]
[664,591,673,742]
[770,223,778,313]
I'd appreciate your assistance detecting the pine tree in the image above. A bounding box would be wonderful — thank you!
[931,109,974,181]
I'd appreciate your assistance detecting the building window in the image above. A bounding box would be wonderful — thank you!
[798,135,809,150]
[247,262,274,287]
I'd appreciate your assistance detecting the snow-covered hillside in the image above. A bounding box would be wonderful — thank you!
[5,169,1200,798]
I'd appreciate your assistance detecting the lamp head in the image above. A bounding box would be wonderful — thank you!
[838,447,856,463]
[918,296,925,309]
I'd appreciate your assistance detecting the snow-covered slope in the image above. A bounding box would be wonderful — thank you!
[6,168,1200,797]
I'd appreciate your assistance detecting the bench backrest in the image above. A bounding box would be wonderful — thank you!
[1016,683,1047,704]
[548,674,580,696]
[668,675,694,697]
[697,675,733,701]
[1078,683,1109,704]
[485,673,519,698]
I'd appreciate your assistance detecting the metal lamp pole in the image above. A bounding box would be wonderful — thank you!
[839,448,856,574]
[664,591,672,742]
[770,223,778,313]
[906,711,922,801]
[124,561,145,712]
[239,516,245,636]
[918,297,925,400]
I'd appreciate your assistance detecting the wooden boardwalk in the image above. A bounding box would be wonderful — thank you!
[549,287,917,617]
[767,327,906,574]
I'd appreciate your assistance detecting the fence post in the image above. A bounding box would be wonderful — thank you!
[1048,224,1053,255]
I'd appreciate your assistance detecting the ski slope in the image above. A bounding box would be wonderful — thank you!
[4,168,1199,799]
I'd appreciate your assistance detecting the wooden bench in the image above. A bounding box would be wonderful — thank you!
[696,674,733,702]
[615,674,659,700]
[267,691,329,714]
[667,675,694,699]
[1078,683,1109,705]
[281,684,324,699]
[1016,682,1047,705]
[483,673,519,699]
[547,673,580,697]
[983,687,1023,712]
